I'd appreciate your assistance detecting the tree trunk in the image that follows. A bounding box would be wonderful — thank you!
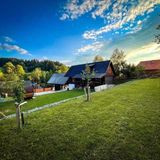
[88,86,91,101]
[16,104,22,129]
[86,81,90,101]
[21,112,25,127]
[84,87,87,100]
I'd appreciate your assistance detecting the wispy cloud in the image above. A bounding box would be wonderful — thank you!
[3,36,14,43]
[76,41,104,55]
[83,0,160,39]
[60,60,73,66]
[0,43,29,55]
[60,0,113,20]
[126,42,160,64]
[60,0,97,20]
[60,13,69,20]
[60,0,160,39]
[91,0,111,19]
[0,36,30,55]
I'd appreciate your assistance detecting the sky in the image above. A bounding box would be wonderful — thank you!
[0,0,160,65]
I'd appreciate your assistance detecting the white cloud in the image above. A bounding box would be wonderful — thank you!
[125,24,142,35]
[76,41,104,55]
[115,31,119,34]
[83,30,98,40]
[60,60,73,66]
[3,36,14,43]
[91,0,111,19]
[137,20,142,25]
[61,0,159,38]
[83,20,123,39]
[60,0,97,20]
[0,43,29,55]
[60,13,69,20]
[126,42,160,64]
[82,0,160,39]
[42,56,49,60]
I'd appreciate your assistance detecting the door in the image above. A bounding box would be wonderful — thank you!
[105,76,113,84]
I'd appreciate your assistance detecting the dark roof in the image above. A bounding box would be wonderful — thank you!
[24,81,33,88]
[65,60,113,78]
[24,81,33,93]
[47,73,69,85]
[138,59,160,71]
[73,73,106,78]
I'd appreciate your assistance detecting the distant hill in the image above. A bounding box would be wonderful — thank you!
[0,58,64,72]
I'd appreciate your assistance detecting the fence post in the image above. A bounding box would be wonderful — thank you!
[21,112,25,127]
[16,104,22,129]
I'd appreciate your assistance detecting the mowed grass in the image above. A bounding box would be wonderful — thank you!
[0,89,84,116]
[0,78,160,160]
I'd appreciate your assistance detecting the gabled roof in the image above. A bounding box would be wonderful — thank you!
[65,60,114,78]
[73,73,106,79]
[47,73,69,85]
[138,59,160,71]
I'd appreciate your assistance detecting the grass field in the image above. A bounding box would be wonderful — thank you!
[0,78,160,160]
[0,89,84,116]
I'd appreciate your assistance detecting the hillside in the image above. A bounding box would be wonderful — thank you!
[0,78,160,160]
[0,89,84,116]
[0,58,64,72]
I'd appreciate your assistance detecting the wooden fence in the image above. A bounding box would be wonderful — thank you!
[34,87,54,93]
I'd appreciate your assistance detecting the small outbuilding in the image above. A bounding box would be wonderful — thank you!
[47,73,69,90]
[138,59,160,77]
[24,80,34,99]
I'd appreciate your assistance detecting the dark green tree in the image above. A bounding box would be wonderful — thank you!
[13,81,25,103]
[122,64,137,78]
[13,81,25,129]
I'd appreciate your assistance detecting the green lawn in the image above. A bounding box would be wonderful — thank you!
[0,78,160,160]
[0,89,84,116]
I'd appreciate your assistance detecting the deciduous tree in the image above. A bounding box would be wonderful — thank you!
[16,65,25,77]
[14,81,25,103]
[81,64,95,101]
[0,70,5,81]
[93,55,104,62]
[13,81,25,129]
[30,68,42,83]
[110,49,126,76]
[3,62,15,74]
[57,64,69,73]
[5,73,19,81]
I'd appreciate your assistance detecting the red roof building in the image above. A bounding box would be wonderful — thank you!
[138,59,160,76]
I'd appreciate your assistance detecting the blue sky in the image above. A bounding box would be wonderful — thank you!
[0,0,160,65]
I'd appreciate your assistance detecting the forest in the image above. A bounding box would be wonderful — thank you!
[0,58,68,85]
[0,58,66,72]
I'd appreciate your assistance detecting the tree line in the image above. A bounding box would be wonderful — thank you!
[0,58,67,72]
[0,58,68,85]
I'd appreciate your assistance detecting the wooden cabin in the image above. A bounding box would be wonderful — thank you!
[65,60,115,88]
